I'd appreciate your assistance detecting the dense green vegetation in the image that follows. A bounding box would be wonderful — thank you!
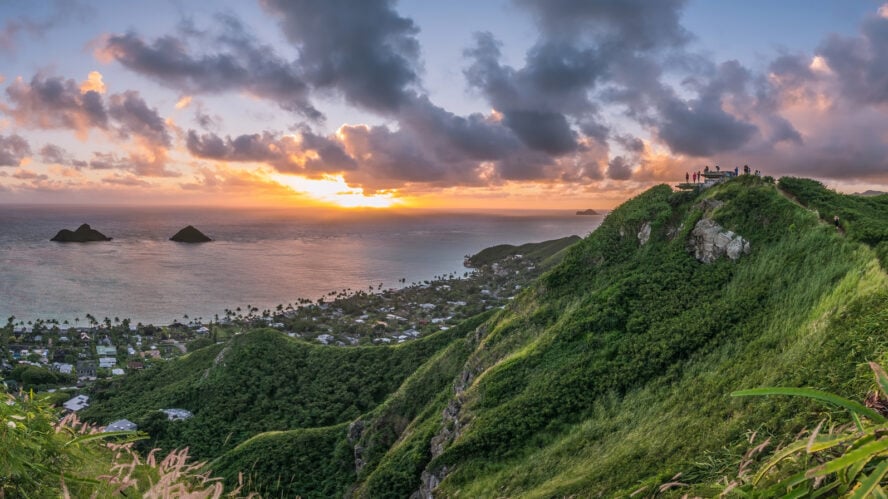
[76,175,888,497]
[82,326,466,459]
[779,176,888,269]
[465,234,582,268]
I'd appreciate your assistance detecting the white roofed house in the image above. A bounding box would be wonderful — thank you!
[62,395,89,412]
[99,357,117,369]
[104,419,137,432]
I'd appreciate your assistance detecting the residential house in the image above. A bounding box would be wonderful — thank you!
[76,361,97,379]
[104,419,137,432]
[63,394,89,412]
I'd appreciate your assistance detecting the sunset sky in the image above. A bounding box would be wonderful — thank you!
[0,0,886,209]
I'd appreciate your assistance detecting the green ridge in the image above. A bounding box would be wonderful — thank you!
[78,176,888,497]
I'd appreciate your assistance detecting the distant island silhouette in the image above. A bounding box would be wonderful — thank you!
[50,224,112,242]
[575,209,598,215]
[170,225,212,243]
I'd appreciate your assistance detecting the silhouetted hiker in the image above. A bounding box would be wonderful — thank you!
[697,171,702,182]
[716,165,720,172]
[686,172,689,182]
[692,172,697,183]
[704,165,709,173]
[744,164,750,175]
[734,166,739,176]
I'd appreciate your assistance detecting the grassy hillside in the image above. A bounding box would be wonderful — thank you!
[465,235,582,268]
[80,175,888,497]
[422,176,888,496]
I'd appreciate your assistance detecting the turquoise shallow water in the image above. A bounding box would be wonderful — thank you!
[0,205,602,325]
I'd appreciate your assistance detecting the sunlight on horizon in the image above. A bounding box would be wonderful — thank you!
[271,174,401,208]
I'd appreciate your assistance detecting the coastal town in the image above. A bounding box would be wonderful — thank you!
[0,235,580,419]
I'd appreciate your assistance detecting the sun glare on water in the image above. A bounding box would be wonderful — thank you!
[271,174,400,208]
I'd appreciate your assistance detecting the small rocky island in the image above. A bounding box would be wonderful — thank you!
[576,209,598,215]
[170,225,212,243]
[50,224,112,242]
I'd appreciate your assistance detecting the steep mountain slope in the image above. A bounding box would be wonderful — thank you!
[82,323,474,459]
[82,176,888,497]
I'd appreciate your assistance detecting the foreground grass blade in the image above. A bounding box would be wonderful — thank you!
[850,459,888,499]
[732,388,887,423]
[805,438,888,478]
[871,362,888,399]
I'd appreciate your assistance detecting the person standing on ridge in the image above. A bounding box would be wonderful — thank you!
[686,172,690,182]
[734,166,739,176]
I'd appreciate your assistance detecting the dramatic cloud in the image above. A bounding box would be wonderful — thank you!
[186,129,356,173]
[3,75,108,136]
[261,0,421,113]
[100,16,320,119]
[818,13,888,106]
[0,134,31,166]
[108,90,171,147]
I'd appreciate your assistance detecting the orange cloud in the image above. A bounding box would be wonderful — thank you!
[175,96,192,109]
[80,71,106,94]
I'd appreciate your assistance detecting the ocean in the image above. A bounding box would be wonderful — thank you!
[0,205,602,325]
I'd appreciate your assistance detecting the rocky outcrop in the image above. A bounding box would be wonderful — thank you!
[348,420,366,473]
[50,224,112,242]
[687,218,750,263]
[412,324,488,499]
[637,222,651,245]
[576,208,598,215]
[170,225,212,243]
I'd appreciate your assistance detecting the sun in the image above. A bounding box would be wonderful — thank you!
[271,173,400,208]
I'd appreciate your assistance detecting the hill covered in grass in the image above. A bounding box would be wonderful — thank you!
[465,234,582,269]
[82,176,888,497]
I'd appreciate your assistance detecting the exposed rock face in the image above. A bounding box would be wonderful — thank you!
[637,222,651,245]
[170,225,212,243]
[412,324,487,499]
[576,208,598,215]
[687,218,750,263]
[347,420,366,473]
[50,224,112,242]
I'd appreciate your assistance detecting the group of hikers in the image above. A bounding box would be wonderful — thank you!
[684,164,761,184]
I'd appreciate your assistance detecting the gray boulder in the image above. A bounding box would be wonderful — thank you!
[687,218,750,263]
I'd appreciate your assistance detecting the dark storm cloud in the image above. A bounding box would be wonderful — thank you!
[186,129,356,173]
[3,75,108,132]
[463,32,593,154]
[656,97,757,156]
[514,0,690,50]
[102,19,320,120]
[108,91,172,147]
[818,14,888,106]
[261,0,421,113]
[0,134,31,167]
[606,156,633,180]
[502,110,577,155]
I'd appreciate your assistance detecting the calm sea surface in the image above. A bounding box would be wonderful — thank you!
[0,205,602,325]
